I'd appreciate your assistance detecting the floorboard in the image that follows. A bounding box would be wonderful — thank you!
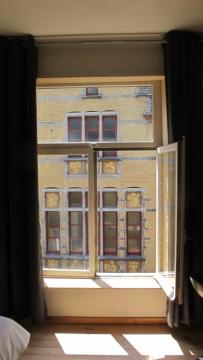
[21,323,203,359]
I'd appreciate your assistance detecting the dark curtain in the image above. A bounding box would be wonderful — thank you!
[164,30,203,327]
[0,35,46,322]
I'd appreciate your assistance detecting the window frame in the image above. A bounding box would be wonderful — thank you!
[37,76,166,278]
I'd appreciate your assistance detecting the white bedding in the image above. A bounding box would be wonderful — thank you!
[0,316,30,360]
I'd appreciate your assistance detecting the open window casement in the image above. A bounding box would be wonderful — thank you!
[155,139,185,304]
[38,139,185,294]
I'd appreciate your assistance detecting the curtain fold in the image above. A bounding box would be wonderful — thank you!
[0,35,46,322]
[164,30,203,327]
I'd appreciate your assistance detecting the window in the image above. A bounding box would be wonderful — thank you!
[85,116,99,141]
[67,112,117,143]
[46,211,60,254]
[69,211,83,254]
[103,212,117,255]
[67,114,118,176]
[68,117,82,142]
[67,190,89,258]
[103,191,117,208]
[126,212,142,255]
[37,77,167,278]
[86,87,98,96]
[102,116,117,141]
[68,191,82,207]
[68,190,89,259]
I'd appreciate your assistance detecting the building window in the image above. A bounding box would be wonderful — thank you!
[46,211,60,253]
[69,211,83,254]
[68,117,82,142]
[102,115,117,141]
[68,191,82,207]
[103,191,117,207]
[85,116,99,142]
[126,190,142,256]
[67,113,118,176]
[126,211,142,255]
[101,190,118,256]
[103,212,117,255]
[67,112,117,143]
[86,87,98,96]
[68,191,88,255]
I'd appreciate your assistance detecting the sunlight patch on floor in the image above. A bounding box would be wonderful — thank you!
[55,333,128,355]
[123,334,183,359]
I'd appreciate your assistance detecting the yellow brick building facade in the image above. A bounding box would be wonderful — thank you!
[37,85,157,273]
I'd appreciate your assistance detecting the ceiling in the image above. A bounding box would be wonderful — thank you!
[1,0,203,37]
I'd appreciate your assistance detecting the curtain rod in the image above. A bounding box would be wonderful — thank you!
[35,33,167,45]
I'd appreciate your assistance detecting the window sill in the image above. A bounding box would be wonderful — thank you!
[44,276,160,289]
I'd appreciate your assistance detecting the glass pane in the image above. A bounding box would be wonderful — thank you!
[104,239,117,254]
[37,84,155,143]
[38,153,89,271]
[48,227,60,238]
[48,238,60,252]
[69,192,82,207]
[128,212,141,225]
[47,211,60,226]
[104,226,117,239]
[68,118,82,142]
[85,116,99,141]
[69,212,83,254]
[103,116,117,129]
[157,148,177,298]
[86,87,98,96]
[103,192,117,207]
[128,238,141,254]
[128,226,136,238]
[97,150,156,273]
[104,212,116,224]
[46,212,60,253]
[103,116,117,141]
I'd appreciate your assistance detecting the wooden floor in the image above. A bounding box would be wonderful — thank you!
[21,323,203,360]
